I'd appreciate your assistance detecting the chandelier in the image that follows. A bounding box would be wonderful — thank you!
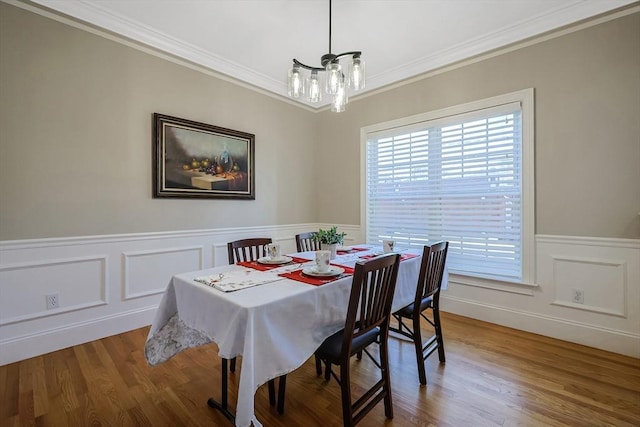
[287,0,365,112]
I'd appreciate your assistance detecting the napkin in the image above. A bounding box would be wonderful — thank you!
[359,253,419,262]
[194,270,283,292]
[278,265,355,286]
[278,269,349,286]
[238,256,311,271]
[337,246,369,253]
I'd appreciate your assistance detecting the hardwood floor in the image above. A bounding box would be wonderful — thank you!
[2,312,639,426]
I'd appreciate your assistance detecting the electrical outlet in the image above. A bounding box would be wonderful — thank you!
[46,293,59,309]
[571,289,584,304]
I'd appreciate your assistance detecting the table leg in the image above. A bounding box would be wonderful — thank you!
[207,358,235,423]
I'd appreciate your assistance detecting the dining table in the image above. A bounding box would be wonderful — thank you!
[144,244,430,427]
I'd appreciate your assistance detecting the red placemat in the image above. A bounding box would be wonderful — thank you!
[279,266,354,286]
[358,253,419,262]
[238,256,310,271]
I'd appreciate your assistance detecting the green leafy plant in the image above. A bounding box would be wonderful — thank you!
[312,226,346,245]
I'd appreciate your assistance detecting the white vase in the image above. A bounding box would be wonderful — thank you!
[321,243,338,260]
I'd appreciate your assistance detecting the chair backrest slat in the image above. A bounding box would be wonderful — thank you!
[295,232,321,252]
[227,238,273,264]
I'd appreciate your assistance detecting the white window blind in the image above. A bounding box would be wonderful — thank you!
[365,102,525,282]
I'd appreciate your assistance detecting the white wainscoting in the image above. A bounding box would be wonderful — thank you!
[122,246,203,300]
[0,255,108,325]
[1,229,637,365]
[441,235,640,358]
[0,223,361,366]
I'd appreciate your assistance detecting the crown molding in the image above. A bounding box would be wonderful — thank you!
[365,0,638,92]
[22,0,287,96]
[354,1,640,108]
[12,0,639,112]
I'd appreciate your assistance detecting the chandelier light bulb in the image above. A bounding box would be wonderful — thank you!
[325,61,342,96]
[306,70,322,103]
[350,57,365,91]
[331,74,347,112]
[288,66,304,98]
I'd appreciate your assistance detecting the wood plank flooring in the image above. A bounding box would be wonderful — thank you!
[1,312,639,426]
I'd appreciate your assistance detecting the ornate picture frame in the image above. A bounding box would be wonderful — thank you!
[153,113,255,199]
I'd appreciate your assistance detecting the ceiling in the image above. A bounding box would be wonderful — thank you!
[27,0,637,110]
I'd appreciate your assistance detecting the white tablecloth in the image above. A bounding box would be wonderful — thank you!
[145,247,424,427]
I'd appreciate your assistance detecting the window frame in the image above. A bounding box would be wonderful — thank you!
[360,88,535,286]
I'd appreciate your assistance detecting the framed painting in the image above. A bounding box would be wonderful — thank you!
[153,113,255,199]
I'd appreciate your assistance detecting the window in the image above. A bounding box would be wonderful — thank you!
[362,89,534,285]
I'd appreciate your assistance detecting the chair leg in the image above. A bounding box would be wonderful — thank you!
[324,361,332,381]
[267,376,286,414]
[413,314,427,386]
[433,306,446,363]
[379,337,394,419]
[230,357,236,373]
[339,362,354,427]
[315,354,332,382]
[393,313,404,334]
[268,379,276,406]
[277,375,286,414]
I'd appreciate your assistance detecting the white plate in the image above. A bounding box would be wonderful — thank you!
[336,246,354,252]
[257,256,293,265]
[302,266,345,277]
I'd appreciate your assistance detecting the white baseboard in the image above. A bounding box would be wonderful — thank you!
[0,306,156,365]
[441,295,640,358]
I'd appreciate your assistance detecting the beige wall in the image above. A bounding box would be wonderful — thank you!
[1,2,639,363]
[1,4,639,241]
[0,3,318,240]
[316,12,640,239]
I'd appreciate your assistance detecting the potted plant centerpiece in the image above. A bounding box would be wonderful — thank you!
[313,226,346,260]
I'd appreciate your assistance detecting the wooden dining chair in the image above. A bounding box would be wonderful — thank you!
[389,241,449,385]
[313,253,401,426]
[226,237,285,412]
[295,231,321,252]
[227,238,272,265]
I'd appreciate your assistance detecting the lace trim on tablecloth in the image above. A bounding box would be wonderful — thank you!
[144,314,212,366]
